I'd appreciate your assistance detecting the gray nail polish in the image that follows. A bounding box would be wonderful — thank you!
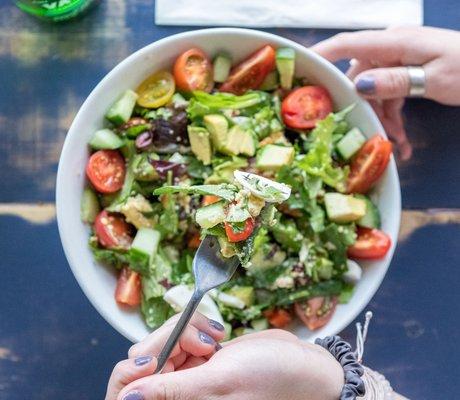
[356,76,376,94]
[215,342,222,351]
[122,391,144,400]
[209,319,225,331]
[134,355,152,366]
[199,331,215,345]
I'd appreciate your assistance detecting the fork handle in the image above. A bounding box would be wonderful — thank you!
[154,289,204,374]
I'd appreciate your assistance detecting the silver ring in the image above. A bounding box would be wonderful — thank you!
[407,66,426,97]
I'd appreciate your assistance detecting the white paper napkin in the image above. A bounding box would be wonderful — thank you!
[155,0,423,29]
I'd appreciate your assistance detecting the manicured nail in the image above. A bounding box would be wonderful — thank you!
[209,319,225,331]
[198,331,215,345]
[356,75,376,94]
[122,391,144,400]
[134,355,152,366]
[215,342,222,351]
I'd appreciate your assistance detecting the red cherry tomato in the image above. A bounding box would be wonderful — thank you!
[173,48,213,93]
[264,308,292,328]
[224,218,255,243]
[347,135,393,194]
[94,210,133,250]
[220,45,276,95]
[115,267,142,307]
[281,86,333,129]
[294,296,337,331]
[348,227,391,260]
[86,150,126,194]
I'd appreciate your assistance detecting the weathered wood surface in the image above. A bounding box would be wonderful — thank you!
[0,0,459,399]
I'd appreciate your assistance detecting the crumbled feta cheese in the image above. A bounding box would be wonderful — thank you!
[274,276,295,289]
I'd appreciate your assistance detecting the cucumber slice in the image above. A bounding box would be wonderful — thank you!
[80,187,100,223]
[276,47,295,89]
[106,90,138,125]
[130,228,161,264]
[195,201,226,229]
[356,195,381,228]
[213,53,232,83]
[259,71,279,91]
[89,129,124,150]
[336,127,366,160]
[250,317,269,331]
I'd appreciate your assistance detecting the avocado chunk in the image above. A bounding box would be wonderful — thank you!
[204,114,229,151]
[256,144,295,171]
[226,286,255,307]
[195,201,226,229]
[219,125,256,157]
[133,153,159,181]
[236,126,256,156]
[324,193,366,223]
[188,126,212,165]
[217,236,237,258]
[250,245,286,271]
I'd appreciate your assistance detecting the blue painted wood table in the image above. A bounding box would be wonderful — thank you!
[0,1,459,398]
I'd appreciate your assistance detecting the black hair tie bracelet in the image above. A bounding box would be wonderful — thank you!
[315,335,365,400]
[315,311,377,400]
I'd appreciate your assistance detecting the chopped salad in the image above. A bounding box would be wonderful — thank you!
[81,44,393,336]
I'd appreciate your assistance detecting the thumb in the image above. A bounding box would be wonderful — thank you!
[354,66,411,100]
[117,364,219,400]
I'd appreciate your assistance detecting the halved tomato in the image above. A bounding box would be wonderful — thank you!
[264,308,292,328]
[294,296,337,331]
[347,135,392,194]
[173,48,213,92]
[224,218,255,243]
[281,86,333,129]
[115,267,142,307]
[86,150,125,194]
[94,210,133,250]
[348,227,391,259]
[220,45,276,95]
[136,70,175,108]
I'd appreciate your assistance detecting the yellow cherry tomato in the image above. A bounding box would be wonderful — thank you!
[136,70,175,108]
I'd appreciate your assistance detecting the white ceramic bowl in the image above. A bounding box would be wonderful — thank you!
[57,28,401,343]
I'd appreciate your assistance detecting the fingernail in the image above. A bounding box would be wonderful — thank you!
[199,331,215,345]
[356,75,376,94]
[208,319,225,331]
[134,355,152,367]
[122,391,144,400]
[215,342,222,351]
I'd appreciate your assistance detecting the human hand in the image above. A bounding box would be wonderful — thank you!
[111,315,343,400]
[105,312,225,400]
[311,26,460,160]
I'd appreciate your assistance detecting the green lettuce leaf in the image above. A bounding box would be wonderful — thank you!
[141,297,174,329]
[187,91,269,120]
[154,184,238,202]
[297,114,348,192]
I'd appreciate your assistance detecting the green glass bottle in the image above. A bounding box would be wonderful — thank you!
[15,0,99,22]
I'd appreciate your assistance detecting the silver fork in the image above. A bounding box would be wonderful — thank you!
[154,235,240,373]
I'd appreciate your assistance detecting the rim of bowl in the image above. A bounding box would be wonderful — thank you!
[57,27,401,342]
